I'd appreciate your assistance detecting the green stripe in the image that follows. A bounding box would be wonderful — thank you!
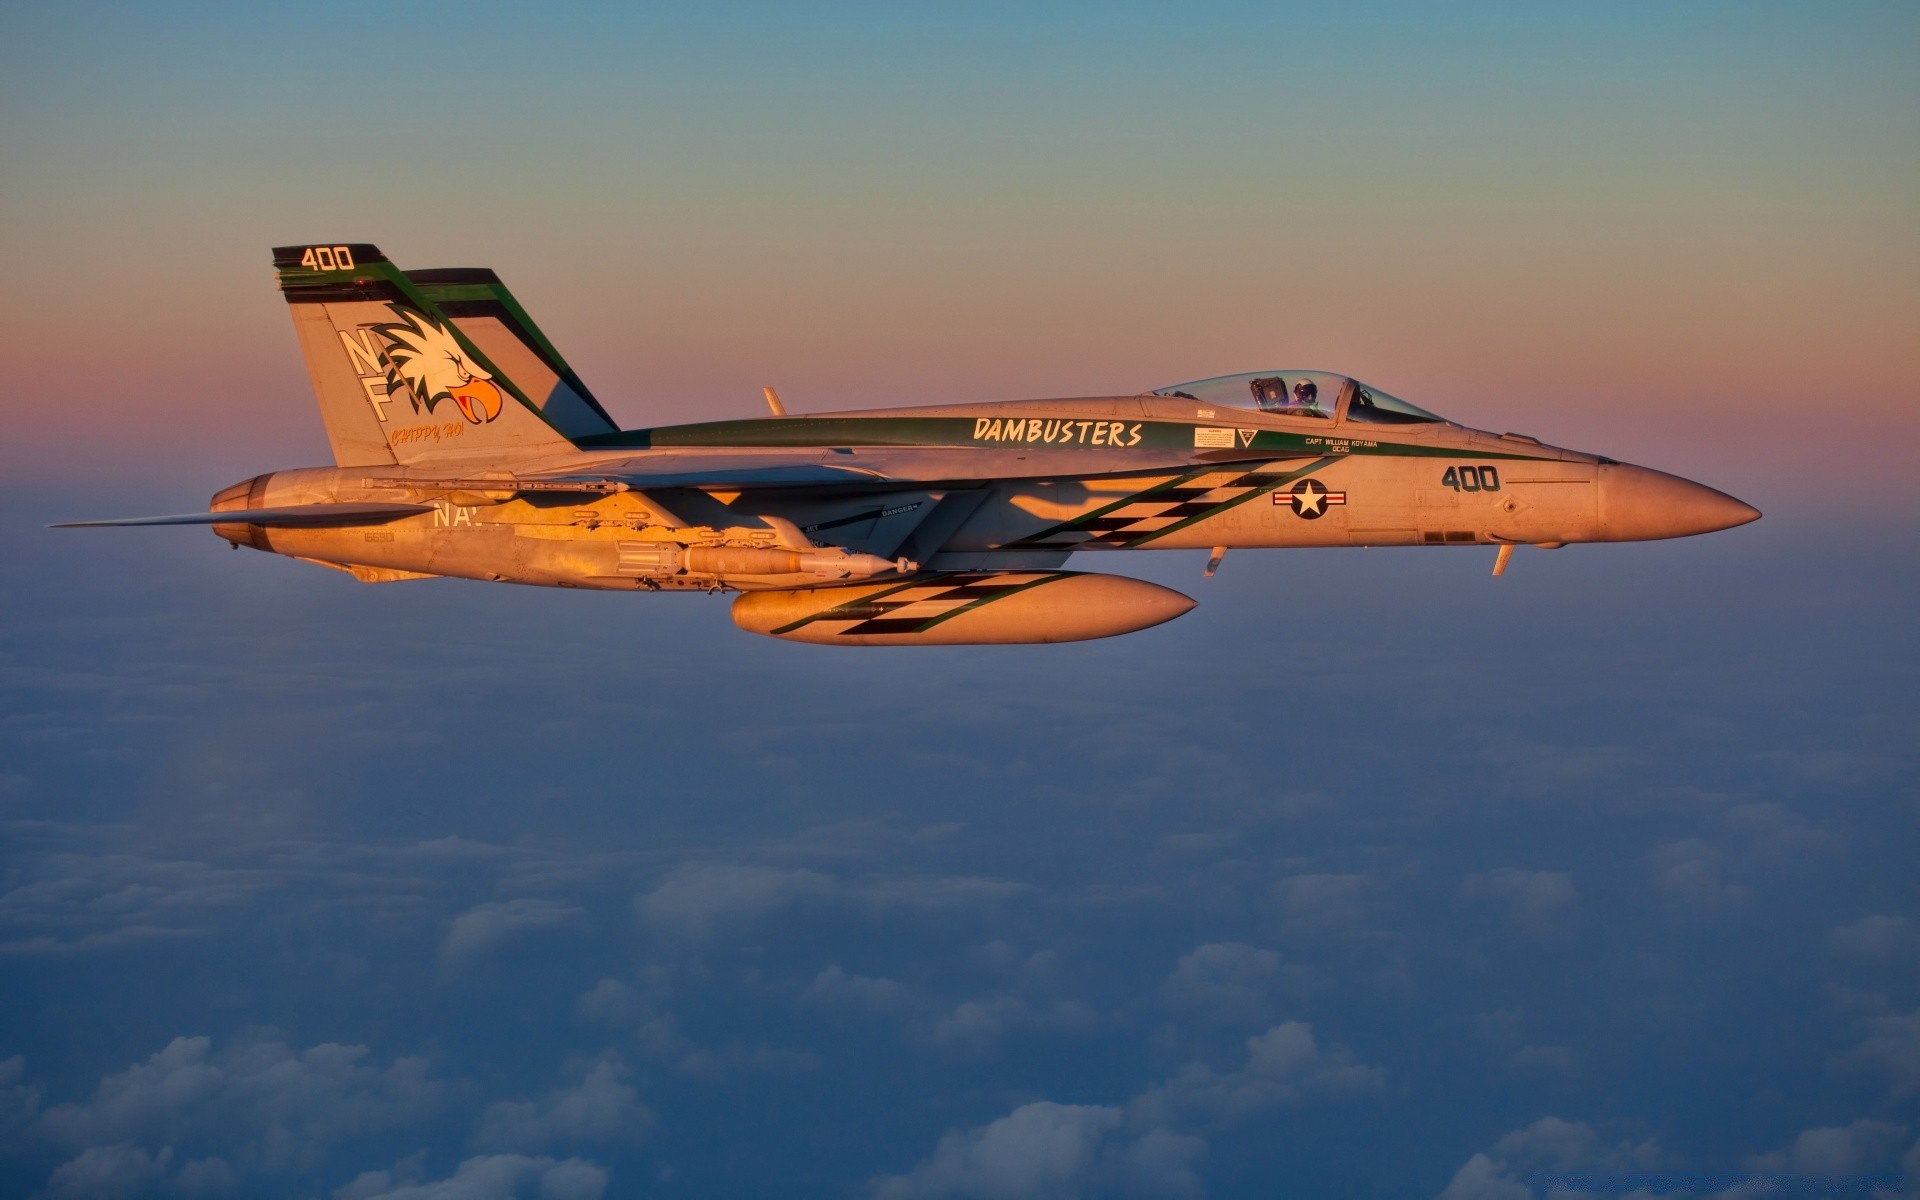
[767,574,951,635]
[1010,457,1338,548]
[579,416,1558,461]
[908,573,1073,633]
[767,572,1075,636]
[277,253,573,440]
[1010,467,1222,546]
[1129,457,1338,545]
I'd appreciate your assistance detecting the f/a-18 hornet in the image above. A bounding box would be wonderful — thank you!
[60,243,1760,645]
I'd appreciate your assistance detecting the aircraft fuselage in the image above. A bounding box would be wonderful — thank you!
[63,243,1759,645]
[217,391,1755,591]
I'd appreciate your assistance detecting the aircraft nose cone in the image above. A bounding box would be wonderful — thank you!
[1599,464,1761,541]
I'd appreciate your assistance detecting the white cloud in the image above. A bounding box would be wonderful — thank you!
[632,863,1027,943]
[1647,840,1748,912]
[575,979,642,1027]
[408,836,515,863]
[1135,1022,1384,1125]
[1487,1116,1658,1174]
[967,941,1060,984]
[42,1142,171,1199]
[876,1012,1379,1199]
[1160,942,1286,1026]
[1459,871,1577,937]
[176,1155,239,1196]
[866,876,1030,908]
[0,851,267,957]
[1722,801,1834,855]
[1471,1012,1577,1078]
[1441,1115,1920,1199]
[440,898,586,963]
[333,1150,430,1199]
[1433,1153,1532,1200]
[1276,874,1374,931]
[798,959,1095,1055]
[879,1013,1381,1199]
[335,1154,608,1200]
[1838,1008,1920,1098]
[929,996,1100,1054]
[1435,1116,1662,1200]
[571,976,815,1078]
[0,924,210,957]
[586,982,694,1065]
[0,1054,40,1135]
[674,1043,818,1078]
[1748,1118,1910,1176]
[871,1101,1203,1200]
[802,965,915,1014]
[35,1033,443,1173]
[1829,915,1918,963]
[931,1000,1020,1052]
[469,1054,653,1153]
[633,864,835,939]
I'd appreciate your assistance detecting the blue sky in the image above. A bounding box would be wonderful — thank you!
[4,497,1914,1197]
[1,3,1917,1198]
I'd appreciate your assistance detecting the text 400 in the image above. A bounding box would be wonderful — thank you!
[1441,466,1500,492]
[299,245,355,271]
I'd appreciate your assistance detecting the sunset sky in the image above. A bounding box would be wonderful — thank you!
[1,4,1916,1199]
[3,3,1915,499]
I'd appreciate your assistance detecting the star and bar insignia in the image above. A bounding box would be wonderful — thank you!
[1276,478,1348,519]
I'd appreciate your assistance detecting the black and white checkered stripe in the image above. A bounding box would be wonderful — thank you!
[1009,459,1335,550]
[771,572,1071,638]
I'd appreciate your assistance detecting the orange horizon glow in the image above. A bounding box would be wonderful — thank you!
[1,6,1913,516]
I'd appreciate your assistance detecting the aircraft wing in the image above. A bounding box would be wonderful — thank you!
[54,445,1304,529]
[529,445,1295,490]
[51,502,434,528]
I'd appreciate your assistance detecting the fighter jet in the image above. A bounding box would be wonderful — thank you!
[57,243,1759,645]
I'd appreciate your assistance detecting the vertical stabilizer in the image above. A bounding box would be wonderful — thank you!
[405,268,618,441]
[272,244,585,466]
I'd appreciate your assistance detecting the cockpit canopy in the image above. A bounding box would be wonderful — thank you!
[1151,371,1445,426]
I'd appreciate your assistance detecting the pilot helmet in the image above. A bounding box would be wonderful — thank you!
[1291,379,1318,404]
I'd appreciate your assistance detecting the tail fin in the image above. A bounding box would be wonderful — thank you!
[403,268,618,441]
[272,243,615,466]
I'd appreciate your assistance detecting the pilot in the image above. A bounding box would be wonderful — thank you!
[1290,378,1320,414]
[1249,376,1288,412]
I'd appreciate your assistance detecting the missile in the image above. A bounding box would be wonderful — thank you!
[614,542,909,584]
[681,546,904,580]
[732,570,1197,645]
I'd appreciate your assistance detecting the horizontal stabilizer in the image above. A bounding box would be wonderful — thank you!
[51,502,433,529]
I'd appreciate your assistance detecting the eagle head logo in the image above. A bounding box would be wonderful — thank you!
[372,306,503,424]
